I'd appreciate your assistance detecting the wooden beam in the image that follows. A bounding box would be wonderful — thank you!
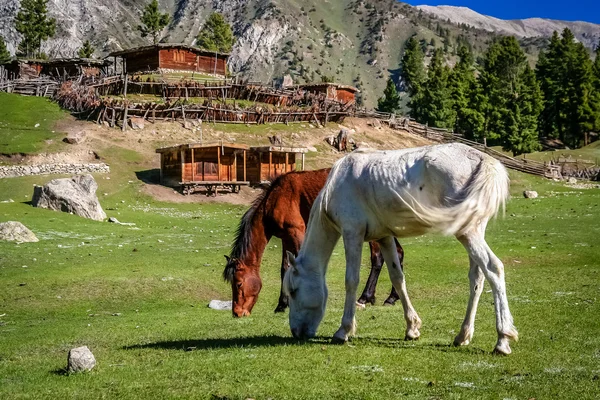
[269,152,272,180]
[243,150,247,182]
[233,150,237,181]
[191,148,195,182]
[301,153,305,171]
[180,149,185,182]
[217,146,221,181]
[285,152,289,173]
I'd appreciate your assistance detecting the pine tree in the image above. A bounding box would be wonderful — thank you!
[197,13,235,53]
[536,29,595,147]
[0,36,11,63]
[591,48,600,132]
[400,36,426,119]
[137,0,170,45]
[15,0,56,58]
[448,45,476,135]
[377,78,400,113]
[419,48,455,128]
[479,36,542,154]
[77,40,95,58]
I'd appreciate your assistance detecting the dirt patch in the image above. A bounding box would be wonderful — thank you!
[143,183,262,205]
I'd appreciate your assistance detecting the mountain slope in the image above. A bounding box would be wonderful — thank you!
[1,0,599,109]
[416,5,600,50]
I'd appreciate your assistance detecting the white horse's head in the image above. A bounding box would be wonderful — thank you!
[283,251,327,339]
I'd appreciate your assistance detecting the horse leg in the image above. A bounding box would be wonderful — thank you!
[453,256,484,346]
[333,232,363,343]
[378,236,421,340]
[383,238,403,306]
[457,228,518,355]
[275,231,304,313]
[357,242,383,307]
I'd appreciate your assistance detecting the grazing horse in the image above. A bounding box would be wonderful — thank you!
[223,168,402,317]
[283,143,518,355]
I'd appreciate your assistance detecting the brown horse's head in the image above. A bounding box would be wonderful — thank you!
[223,255,262,317]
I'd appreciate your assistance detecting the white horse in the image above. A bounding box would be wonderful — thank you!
[283,143,518,355]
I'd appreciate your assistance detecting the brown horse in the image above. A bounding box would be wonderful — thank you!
[223,168,401,317]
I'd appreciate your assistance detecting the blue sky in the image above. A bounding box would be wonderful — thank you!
[405,1,600,24]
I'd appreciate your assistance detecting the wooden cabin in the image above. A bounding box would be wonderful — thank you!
[43,58,111,79]
[0,59,45,80]
[156,143,308,194]
[299,83,359,105]
[247,146,307,184]
[156,142,249,194]
[108,44,229,76]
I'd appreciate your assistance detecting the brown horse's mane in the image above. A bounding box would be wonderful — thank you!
[223,177,280,282]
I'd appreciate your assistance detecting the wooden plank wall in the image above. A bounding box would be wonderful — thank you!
[181,148,238,182]
[125,49,160,73]
[158,49,227,75]
[160,149,182,187]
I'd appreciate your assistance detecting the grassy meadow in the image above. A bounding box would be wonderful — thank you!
[1,96,600,399]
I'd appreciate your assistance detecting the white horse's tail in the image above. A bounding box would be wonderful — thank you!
[401,154,510,236]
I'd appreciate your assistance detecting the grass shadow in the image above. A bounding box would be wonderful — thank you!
[123,335,331,351]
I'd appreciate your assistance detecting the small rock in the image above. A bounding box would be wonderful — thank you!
[63,131,86,145]
[523,190,538,199]
[0,199,14,203]
[567,177,577,184]
[129,117,145,130]
[34,123,40,128]
[108,217,120,224]
[208,300,232,310]
[183,120,194,130]
[67,346,96,373]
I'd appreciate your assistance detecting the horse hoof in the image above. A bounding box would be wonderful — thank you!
[404,329,421,341]
[274,307,286,313]
[383,300,396,306]
[355,302,366,310]
[453,338,470,347]
[493,343,512,356]
[331,336,348,345]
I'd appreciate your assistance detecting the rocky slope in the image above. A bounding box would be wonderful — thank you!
[1,0,599,108]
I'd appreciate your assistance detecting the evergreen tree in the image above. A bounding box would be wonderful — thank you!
[479,36,541,154]
[419,48,455,128]
[137,0,170,45]
[197,13,235,53]
[77,40,95,58]
[0,36,11,63]
[448,45,476,135]
[591,48,600,132]
[400,36,426,119]
[377,78,400,113]
[15,0,56,58]
[536,29,595,147]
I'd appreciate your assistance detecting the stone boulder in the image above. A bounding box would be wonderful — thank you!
[208,300,232,310]
[523,190,538,199]
[67,346,96,373]
[129,117,145,130]
[63,131,86,145]
[32,174,107,221]
[0,221,39,242]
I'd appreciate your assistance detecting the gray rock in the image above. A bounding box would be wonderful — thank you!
[567,177,577,184]
[67,346,96,373]
[0,221,39,242]
[108,217,120,223]
[63,131,86,145]
[523,190,538,199]
[32,175,107,221]
[208,300,232,311]
[129,117,145,130]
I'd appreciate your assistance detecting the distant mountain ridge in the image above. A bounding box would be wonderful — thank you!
[416,5,600,50]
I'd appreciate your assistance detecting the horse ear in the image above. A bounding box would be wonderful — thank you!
[286,251,296,270]
[224,255,230,262]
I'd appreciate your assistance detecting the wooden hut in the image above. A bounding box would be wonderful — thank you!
[108,44,229,76]
[156,142,249,194]
[247,146,307,183]
[43,58,111,79]
[0,59,45,80]
[299,83,358,105]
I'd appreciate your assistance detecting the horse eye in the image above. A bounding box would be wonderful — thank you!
[236,282,243,289]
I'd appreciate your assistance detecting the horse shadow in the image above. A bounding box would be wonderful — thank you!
[123,335,331,351]
[123,335,488,354]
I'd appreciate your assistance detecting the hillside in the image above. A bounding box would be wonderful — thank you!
[1,1,600,108]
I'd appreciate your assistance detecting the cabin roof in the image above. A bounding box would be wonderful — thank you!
[298,82,359,93]
[108,44,230,58]
[156,142,249,153]
[250,146,309,153]
[45,58,112,67]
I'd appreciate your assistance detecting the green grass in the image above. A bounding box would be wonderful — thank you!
[0,93,68,155]
[1,162,599,398]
